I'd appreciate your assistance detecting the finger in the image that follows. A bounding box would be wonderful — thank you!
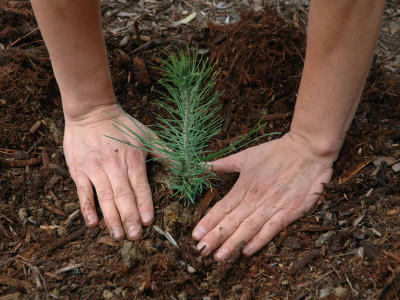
[193,183,245,243]
[207,150,245,173]
[213,202,277,261]
[108,167,143,241]
[196,190,268,256]
[72,172,98,227]
[242,208,301,256]
[127,156,154,226]
[91,171,125,240]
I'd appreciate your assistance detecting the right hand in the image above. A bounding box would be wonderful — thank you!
[63,103,155,241]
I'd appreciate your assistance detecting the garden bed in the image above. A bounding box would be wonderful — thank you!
[1,1,399,299]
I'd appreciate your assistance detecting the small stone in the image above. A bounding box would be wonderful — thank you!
[333,287,348,297]
[19,208,28,221]
[319,289,330,298]
[103,289,113,299]
[187,265,196,273]
[178,292,188,300]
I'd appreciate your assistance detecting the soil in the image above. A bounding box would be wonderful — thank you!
[1,1,400,300]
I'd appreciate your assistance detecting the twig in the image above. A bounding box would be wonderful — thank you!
[0,156,41,167]
[63,209,81,228]
[55,263,84,274]
[346,275,359,295]
[9,27,39,48]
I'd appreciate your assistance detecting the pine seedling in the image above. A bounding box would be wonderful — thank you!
[108,48,277,205]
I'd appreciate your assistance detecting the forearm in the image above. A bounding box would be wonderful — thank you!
[290,0,385,160]
[31,0,114,121]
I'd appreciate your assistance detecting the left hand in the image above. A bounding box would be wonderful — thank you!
[192,132,334,261]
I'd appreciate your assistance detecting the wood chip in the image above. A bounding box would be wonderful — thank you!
[29,120,41,134]
[55,263,84,274]
[0,293,21,300]
[291,250,320,274]
[0,156,41,168]
[98,236,121,247]
[0,276,32,289]
[44,174,61,191]
[44,203,66,217]
[195,187,217,222]
[49,163,69,178]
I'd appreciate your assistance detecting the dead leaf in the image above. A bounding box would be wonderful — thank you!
[175,11,196,25]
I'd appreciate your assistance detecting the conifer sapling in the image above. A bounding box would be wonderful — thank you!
[108,48,278,205]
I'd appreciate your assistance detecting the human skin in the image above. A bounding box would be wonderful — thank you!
[193,0,386,260]
[30,0,386,259]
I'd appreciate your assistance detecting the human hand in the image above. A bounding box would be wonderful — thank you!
[192,132,335,261]
[64,104,155,241]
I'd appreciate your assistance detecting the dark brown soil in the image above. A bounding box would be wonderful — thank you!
[1,2,399,299]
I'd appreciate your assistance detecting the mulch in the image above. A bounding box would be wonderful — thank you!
[1,2,399,299]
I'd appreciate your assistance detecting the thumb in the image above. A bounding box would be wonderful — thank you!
[207,151,245,173]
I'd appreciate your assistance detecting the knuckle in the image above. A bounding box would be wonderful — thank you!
[87,155,100,169]
[103,153,119,166]
[242,218,258,231]
[128,149,144,164]
[134,180,151,195]
[225,213,241,228]
[97,188,114,203]
[216,201,233,215]
[114,186,133,199]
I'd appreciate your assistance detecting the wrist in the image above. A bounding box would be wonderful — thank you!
[63,101,123,125]
[285,129,343,163]
[61,82,116,122]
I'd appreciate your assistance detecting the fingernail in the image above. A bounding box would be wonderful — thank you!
[128,225,140,239]
[242,245,253,256]
[86,214,95,226]
[215,247,229,261]
[196,242,209,255]
[112,227,124,240]
[193,226,207,240]
[142,212,152,224]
